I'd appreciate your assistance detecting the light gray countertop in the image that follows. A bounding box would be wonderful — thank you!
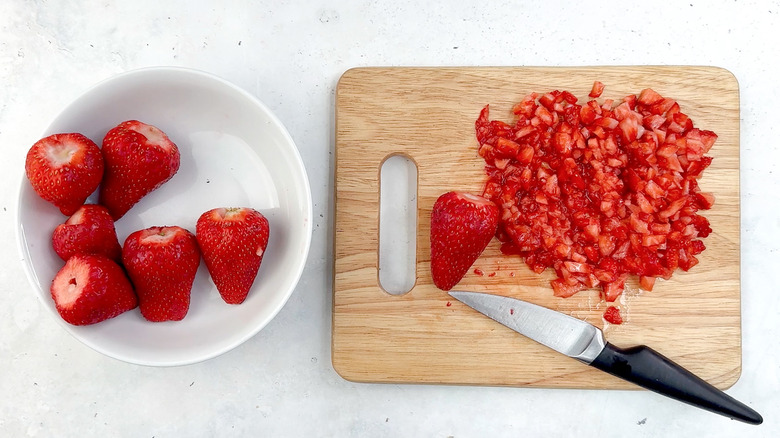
[1,1,778,436]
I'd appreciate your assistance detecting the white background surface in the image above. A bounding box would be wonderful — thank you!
[1,1,778,436]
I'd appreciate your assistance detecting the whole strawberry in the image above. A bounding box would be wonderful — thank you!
[196,207,270,304]
[99,120,180,220]
[122,226,200,322]
[430,192,499,291]
[25,133,104,216]
[50,254,137,326]
[52,204,122,262]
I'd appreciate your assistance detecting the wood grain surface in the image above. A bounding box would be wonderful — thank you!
[332,66,740,389]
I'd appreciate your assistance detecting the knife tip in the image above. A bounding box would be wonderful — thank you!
[447,290,468,302]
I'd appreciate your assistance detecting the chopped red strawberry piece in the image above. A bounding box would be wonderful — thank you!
[639,275,656,291]
[589,81,605,98]
[602,275,628,302]
[551,278,585,298]
[539,93,557,110]
[603,306,623,324]
[638,88,664,106]
[694,192,716,209]
[495,137,521,157]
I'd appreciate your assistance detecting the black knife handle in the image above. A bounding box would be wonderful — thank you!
[590,343,762,425]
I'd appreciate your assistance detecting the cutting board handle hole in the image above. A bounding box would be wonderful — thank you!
[378,154,418,295]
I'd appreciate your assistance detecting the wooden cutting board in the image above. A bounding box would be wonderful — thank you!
[333,66,740,389]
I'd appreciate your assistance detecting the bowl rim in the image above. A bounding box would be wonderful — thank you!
[15,66,314,366]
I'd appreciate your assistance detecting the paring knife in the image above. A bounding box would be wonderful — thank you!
[448,291,762,425]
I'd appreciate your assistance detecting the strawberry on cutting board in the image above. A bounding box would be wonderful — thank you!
[430,191,499,291]
[196,207,270,305]
[50,254,137,326]
[25,133,104,216]
[52,204,122,262]
[122,226,200,322]
[99,120,180,220]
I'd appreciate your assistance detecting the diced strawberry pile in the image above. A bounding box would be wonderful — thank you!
[475,84,716,302]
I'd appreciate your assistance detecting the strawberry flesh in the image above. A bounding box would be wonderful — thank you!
[25,133,104,216]
[122,226,200,322]
[99,120,180,220]
[52,204,122,261]
[603,306,623,324]
[430,192,499,291]
[475,84,715,301]
[589,81,605,98]
[50,254,137,326]
[196,207,270,304]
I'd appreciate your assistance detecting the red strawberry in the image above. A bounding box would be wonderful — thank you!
[50,254,137,326]
[99,120,180,220]
[52,204,122,262]
[25,133,104,216]
[122,226,200,322]
[430,192,499,291]
[603,306,623,325]
[196,207,270,304]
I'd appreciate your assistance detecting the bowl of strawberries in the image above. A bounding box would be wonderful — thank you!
[16,67,313,366]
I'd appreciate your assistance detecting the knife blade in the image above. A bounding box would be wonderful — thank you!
[448,291,762,425]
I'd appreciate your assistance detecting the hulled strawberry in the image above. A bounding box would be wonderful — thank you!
[50,254,137,326]
[122,226,200,322]
[196,207,270,305]
[52,204,122,262]
[25,133,104,216]
[99,120,180,220]
[430,192,499,291]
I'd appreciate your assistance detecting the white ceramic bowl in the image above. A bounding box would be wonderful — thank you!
[16,67,313,366]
